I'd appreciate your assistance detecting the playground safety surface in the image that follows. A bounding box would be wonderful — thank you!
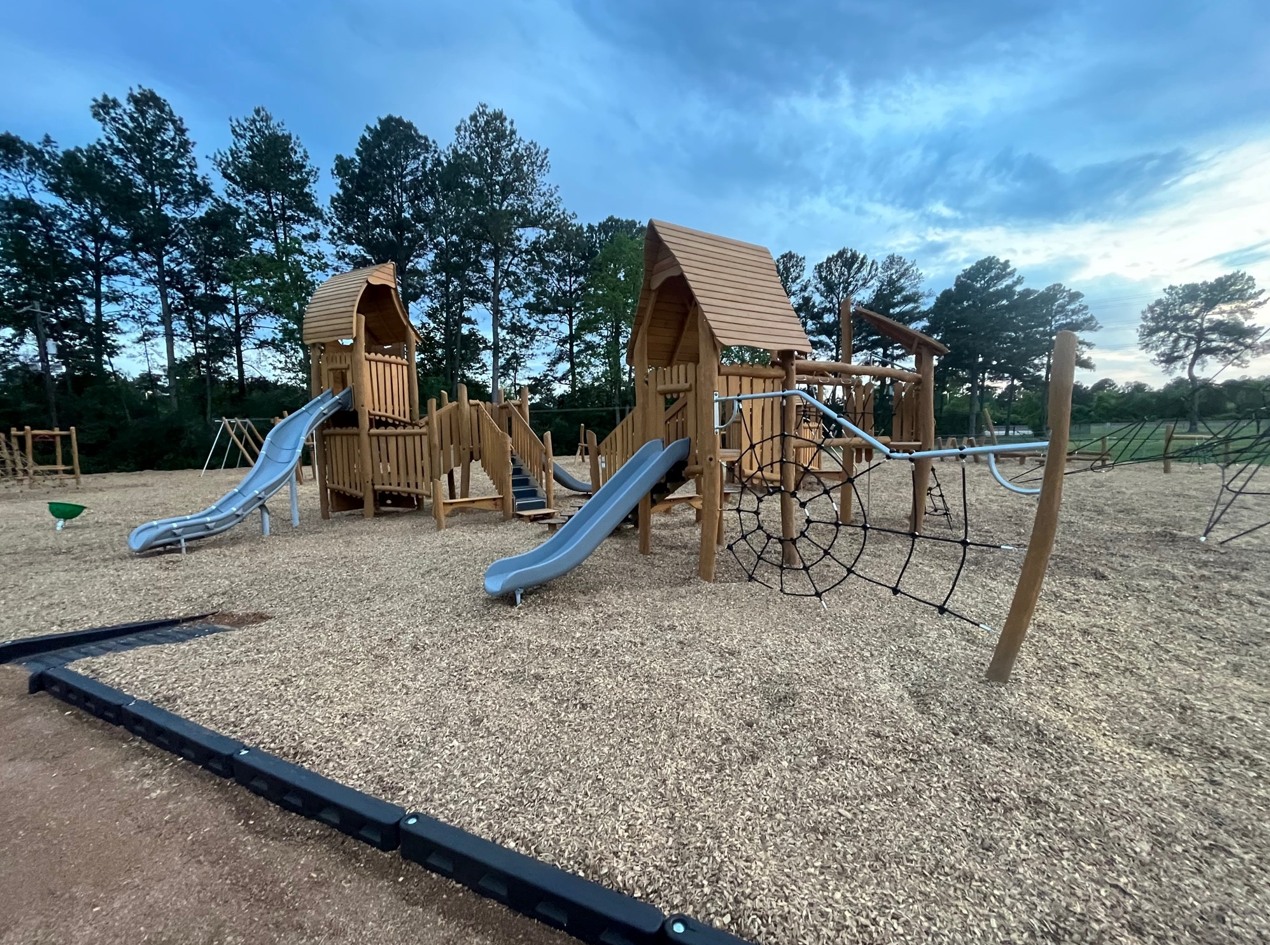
[3,462,1268,944]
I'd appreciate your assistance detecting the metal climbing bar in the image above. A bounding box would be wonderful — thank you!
[716,389,1050,478]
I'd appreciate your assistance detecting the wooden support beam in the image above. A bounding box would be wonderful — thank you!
[985,332,1078,683]
[352,319,375,518]
[697,323,722,581]
[309,344,330,519]
[587,429,600,490]
[795,362,920,384]
[780,351,800,566]
[458,383,472,498]
[407,331,420,421]
[840,297,853,364]
[635,311,652,555]
[909,349,935,533]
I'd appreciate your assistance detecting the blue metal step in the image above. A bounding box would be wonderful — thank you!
[515,497,548,512]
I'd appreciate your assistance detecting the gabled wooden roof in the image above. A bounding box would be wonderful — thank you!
[302,262,420,346]
[630,220,812,365]
[854,306,948,356]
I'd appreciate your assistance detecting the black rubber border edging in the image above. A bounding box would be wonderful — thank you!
[0,613,215,664]
[27,667,757,945]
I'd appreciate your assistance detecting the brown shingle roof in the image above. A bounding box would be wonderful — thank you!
[631,220,812,365]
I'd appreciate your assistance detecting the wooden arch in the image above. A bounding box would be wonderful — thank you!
[302,262,420,347]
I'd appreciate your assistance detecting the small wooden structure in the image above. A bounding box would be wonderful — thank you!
[4,426,80,488]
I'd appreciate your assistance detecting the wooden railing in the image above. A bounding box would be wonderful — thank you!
[370,427,432,495]
[720,372,783,475]
[323,427,434,498]
[474,403,514,518]
[597,410,639,489]
[367,353,413,424]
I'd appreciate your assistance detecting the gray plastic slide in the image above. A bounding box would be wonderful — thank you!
[551,461,593,493]
[128,388,352,554]
[485,437,691,602]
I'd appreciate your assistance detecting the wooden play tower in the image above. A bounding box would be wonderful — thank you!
[600,220,942,581]
[303,262,424,517]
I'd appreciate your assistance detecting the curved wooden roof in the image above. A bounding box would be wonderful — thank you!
[301,262,419,346]
[630,220,812,365]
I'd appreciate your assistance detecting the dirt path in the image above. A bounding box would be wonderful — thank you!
[0,666,568,945]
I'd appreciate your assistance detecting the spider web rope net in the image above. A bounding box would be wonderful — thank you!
[725,407,1024,632]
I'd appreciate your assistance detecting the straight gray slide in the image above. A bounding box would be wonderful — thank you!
[485,437,691,602]
[128,388,352,553]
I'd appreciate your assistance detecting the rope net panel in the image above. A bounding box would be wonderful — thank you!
[726,409,1022,632]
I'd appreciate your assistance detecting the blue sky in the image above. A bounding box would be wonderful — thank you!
[3,0,1269,384]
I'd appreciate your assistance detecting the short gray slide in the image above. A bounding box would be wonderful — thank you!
[128,388,352,553]
[551,461,593,493]
[485,438,691,602]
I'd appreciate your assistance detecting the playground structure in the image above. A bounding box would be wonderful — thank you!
[129,224,1076,678]
[3,426,81,488]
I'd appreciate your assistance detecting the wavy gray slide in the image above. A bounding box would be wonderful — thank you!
[551,461,593,493]
[128,388,352,553]
[485,437,691,602]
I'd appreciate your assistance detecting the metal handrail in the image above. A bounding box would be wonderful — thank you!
[716,389,1047,496]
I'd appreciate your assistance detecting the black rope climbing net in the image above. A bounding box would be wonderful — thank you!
[726,410,1024,631]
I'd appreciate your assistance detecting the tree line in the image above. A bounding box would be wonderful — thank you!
[1,86,1266,471]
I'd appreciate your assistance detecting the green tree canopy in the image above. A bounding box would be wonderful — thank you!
[1139,271,1269,431]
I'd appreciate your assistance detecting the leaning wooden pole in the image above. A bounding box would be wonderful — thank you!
[985,331,1078,683]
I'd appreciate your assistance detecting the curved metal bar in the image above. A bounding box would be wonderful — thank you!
[988,451,1041,495]
[715,390,1051,496]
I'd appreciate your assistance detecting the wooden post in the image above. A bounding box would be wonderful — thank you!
[839,297,853,364]
[634,317,652,555]
[69,426,80,485]
[985,331,1078,683]
[587,430,600,489]
[309,344,331,519]
[519,386,530,423]
[439,389,449,407]
[352,315,375,518]
[426,398,440,500]
[697,323,722,581]
[407,331,420,421]
[1163,423,1175,474]
[544,431,555,512]
[502,438,515,519]
[432,479,446,530]
[54,430,64,483]
[24,426,33,489]
[458,383,472,498]
[910,348,936,532]
[780,351,800,566]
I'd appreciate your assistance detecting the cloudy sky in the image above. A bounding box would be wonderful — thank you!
[3,0,1269,385]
